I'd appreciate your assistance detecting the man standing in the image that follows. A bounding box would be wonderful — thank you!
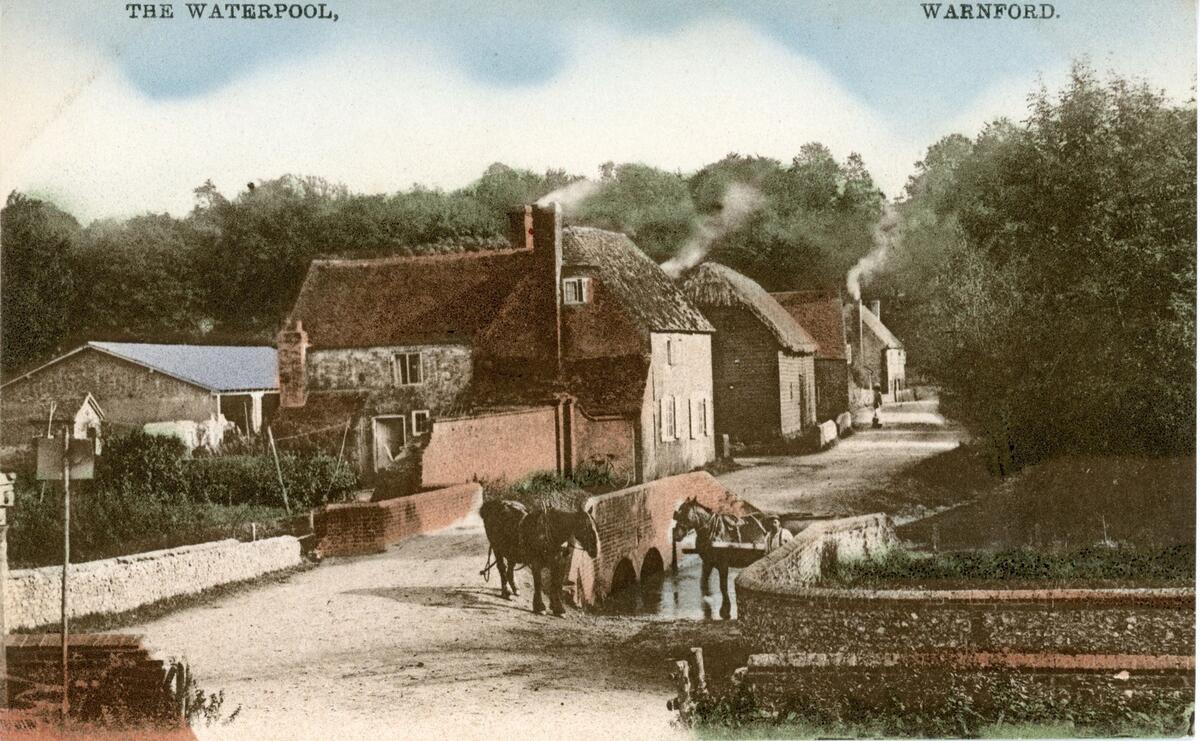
[764,515,792,554]
[872,384,884,428]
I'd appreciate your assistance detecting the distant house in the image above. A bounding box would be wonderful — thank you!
[276,203,716,486]
[1,342,279,445]
[772,289,851,422]
[680,263,819,443]
[845,300,906,400]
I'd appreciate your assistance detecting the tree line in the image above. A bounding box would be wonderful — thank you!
[0,148,883,374]
[2,63,1194,469]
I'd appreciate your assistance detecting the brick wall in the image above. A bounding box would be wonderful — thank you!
[2,348,215,445]
[571,408,637,484]
[734,515,1195,656]
[313,482,481,557]
[566,471,747,606]
[5,633,189,729]
[420,407,559,488]
[6,537,303,630]
[744,650,1194,729]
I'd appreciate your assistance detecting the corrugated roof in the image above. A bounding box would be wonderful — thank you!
[680,263,817,353]
[288,248,534,349]
[771,290,849,360]
[88,342,278,392]
[563,227,714,334]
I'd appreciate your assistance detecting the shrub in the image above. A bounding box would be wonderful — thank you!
[6,430,358,567]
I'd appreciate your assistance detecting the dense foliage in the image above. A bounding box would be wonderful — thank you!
[1,152,881,376]
[878,65,1196,470]
[8,431,356,567]
[2,62,1192,472]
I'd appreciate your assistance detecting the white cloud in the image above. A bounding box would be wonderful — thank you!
[1,14,1193,222]
[0,18,925,220]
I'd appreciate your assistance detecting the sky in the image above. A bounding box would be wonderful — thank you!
[0,0,1195,221]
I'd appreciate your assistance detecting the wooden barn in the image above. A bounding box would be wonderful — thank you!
[772,289,852,423]
[680,263,819,443]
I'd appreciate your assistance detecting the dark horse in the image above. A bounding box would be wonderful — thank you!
[480,500,599,615]
[672,497,767,618]
[519,505,599,616]
[479,499,529,600]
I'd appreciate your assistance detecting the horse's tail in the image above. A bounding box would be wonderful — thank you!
[480,545,495,582]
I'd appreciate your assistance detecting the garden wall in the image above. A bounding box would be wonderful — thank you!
[5,536,302,630]
[313,482,481,557]
[734,514,1195,723]
[420,408,559,488]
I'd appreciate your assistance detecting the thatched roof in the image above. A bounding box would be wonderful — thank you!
[681,263,818,354]
[288,248,534,348]
[562,227,714,334]
[772,290,848,360]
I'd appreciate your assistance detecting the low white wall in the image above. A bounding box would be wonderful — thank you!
[6,536,302,629]
[737,514,896,591]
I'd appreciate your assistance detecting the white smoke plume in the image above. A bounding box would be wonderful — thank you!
[846,203,900,301]
[536,179,600,211]
[661,182,765,278]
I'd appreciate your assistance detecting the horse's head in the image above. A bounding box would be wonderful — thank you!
[573,506,599,559]
[672,497,699,543]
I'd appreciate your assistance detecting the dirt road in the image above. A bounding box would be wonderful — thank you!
[717,400,966,519]
[132,400,964,739]
[136,517,697,741]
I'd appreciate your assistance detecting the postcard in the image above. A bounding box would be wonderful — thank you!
[0,1,1194,738]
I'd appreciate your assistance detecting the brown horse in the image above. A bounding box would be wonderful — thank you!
[672,497,767,618]
[479,499,529,600]
[518,506,599,616]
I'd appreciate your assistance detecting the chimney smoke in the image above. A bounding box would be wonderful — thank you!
[846,203,900,301]
[661,182,764,278]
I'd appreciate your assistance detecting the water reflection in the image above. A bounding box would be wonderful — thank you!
[596,553,739,620]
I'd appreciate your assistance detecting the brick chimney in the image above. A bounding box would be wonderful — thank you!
[525,201,561,366]
[507,204,534,250]
[277,319,309,408]
[870,299,881,321]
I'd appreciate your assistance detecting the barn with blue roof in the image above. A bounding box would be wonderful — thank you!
[1,341,279,445]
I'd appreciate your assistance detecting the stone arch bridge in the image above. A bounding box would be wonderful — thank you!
[566,471,754,606]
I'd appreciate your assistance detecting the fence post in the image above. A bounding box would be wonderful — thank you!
[688,647,708,696]
[267,426,292,515]
[667,659,692,717]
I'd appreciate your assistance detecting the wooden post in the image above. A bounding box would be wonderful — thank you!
[60,426,71,720]
[668,659,691,714]
[0,505,7,709]
[251,522,257,542]
[266,426,291,514]
[689,647,708,695]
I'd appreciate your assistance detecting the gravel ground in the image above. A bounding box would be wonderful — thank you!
[717,400,968,519]
[129,400,969,739]
[134,517,701,741]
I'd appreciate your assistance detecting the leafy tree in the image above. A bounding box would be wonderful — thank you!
[574,163,697,261]
[885,64,1196,468]
[0,193,81,375]
[74,214,206,340]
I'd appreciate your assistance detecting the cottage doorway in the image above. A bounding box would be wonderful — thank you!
[373,416,407,471]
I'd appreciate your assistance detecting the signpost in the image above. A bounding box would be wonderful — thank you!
[0,471,16,709]
[36,430,95,720]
